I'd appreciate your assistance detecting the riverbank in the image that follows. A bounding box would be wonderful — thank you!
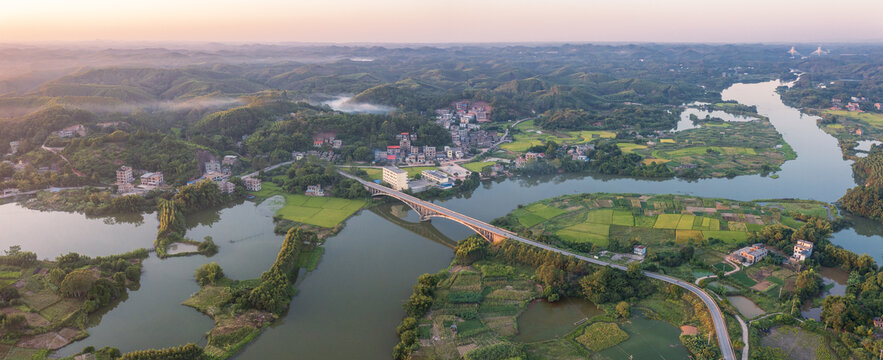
[398,242,718,360]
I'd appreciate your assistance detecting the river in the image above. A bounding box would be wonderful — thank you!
[4,79,883,358]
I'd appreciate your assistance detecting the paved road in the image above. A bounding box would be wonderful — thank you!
[340,170,737,360]
[242,161,293,179]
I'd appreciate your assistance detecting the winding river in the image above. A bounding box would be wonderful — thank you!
[3,79,882,358]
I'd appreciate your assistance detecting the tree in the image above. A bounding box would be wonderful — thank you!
[455,236,489,265]
[795,269,822,300]
[615,301,631,319]
[195,263,224,286]
[60,269,96,298]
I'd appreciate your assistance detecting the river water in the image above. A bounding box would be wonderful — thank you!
[3,79,883,358]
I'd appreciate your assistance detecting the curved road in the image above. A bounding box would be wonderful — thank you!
[339,170,737,359]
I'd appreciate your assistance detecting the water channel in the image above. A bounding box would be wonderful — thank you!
[4,79,883,358]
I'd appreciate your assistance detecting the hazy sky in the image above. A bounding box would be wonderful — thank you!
[2,0,881,43]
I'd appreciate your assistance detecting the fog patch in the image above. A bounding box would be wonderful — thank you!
[322,96,392,114]
[73,97,244,114]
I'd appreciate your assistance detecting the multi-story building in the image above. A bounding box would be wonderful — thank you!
[56,124,87,138]
[382,166,409,191]
[217,181,235,194]
[243,177,262,192]
[140,172,164,187]
[792,239,814,262]
[424,146,436,159]
[8,141,19,155]
[116,166,134,184]
[205,160,221,174]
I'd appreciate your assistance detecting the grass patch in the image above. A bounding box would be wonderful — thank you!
[275,193,365,228]
[575,322,629,351]
[403,166,438,178]
[462,161,496,173]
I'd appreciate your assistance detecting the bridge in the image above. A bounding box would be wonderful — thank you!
[340,169,737,360]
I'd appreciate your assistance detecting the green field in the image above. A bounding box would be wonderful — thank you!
[513,202,567,227]
[501,120,615,153]
[653,214,682,229]
[823,110,883,128]
[612,209,634,226]
[617,142,647,153]
[462,161,496,173]
[586,209,614,224]
[662,146,757,158]
[557,222,610,247]
[275,194,366,228]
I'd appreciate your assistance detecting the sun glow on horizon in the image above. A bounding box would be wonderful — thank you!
[1,0,881,43]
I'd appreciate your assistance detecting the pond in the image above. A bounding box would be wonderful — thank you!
[728,296,765,319]
[595,314,689,359]
[513,297,603,343]
[673,104,758,132]
[801,267,848,321]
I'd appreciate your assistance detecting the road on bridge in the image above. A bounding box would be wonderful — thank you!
[339,170,737,360]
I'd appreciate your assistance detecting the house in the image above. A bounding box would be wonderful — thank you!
[305,185,325,196]
[727,244,768,265]
[140,172,164,187]
[243,177,262,192]
[633,245,647,256]
[792,239,813,262]
[424,146,436,159]
[875,103,881,111]
[8,141,19,155]
[856,128,863,136]
[874,317,883,328]
[293,152,305,161]
[222,155,238,166]
[332,139,343,149]
[421,170,450,184]
[116,166,134,184]
[847,102,862,112]
[217,181,235,194]
[56,124,87,138]
[205,160,221,174]
[382,167,409,191]
[387,145,401,155]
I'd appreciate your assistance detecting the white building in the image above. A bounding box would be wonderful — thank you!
[792,239,814,262]
[305,185,325,196]
[382,166,409,191]
[116,166,134,184]
[421,170,450,184]
[8,141,19,155]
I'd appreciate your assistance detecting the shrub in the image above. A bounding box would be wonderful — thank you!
[195,263,225,286]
